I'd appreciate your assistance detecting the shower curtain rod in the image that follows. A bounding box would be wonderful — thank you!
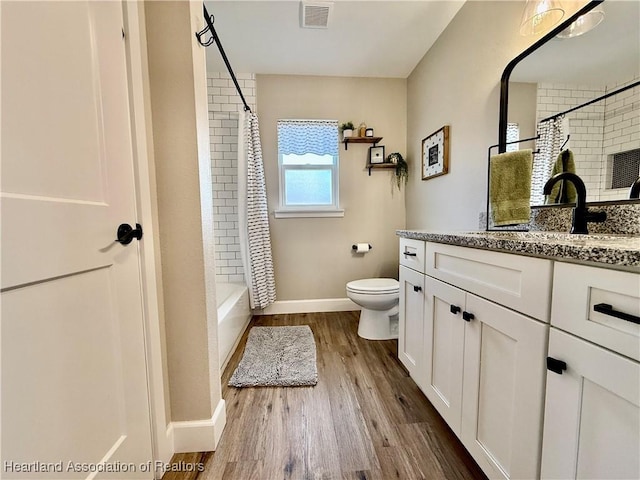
[539,80,640,124]
[196,4,252,113]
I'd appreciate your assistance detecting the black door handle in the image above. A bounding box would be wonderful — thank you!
[413,285,422,292]
[462,311,474,322]
[594,303,640,325]
[116,223,143,245]
[450,305,461,315]
[403,251,417,257]
[547,357,567,375]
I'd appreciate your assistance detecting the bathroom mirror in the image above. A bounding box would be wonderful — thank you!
[498,0,640,205]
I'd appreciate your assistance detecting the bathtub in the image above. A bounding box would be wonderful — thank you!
[216,282,252,371]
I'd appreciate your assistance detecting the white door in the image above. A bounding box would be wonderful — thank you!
[2,2,153,478]
[398,266,425,384]
[461,293,548,480]
[541,328,640,480]
[423,276,465,436]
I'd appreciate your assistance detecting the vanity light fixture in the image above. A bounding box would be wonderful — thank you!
[556,5,605,38]
[519,0,565,36]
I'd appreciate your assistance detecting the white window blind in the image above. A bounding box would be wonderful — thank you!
[275,120,342,218]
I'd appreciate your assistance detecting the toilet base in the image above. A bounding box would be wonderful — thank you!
[357,309,399,340]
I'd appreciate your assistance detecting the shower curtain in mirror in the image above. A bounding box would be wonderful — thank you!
[237,111,276,309]
[532,115,566,205]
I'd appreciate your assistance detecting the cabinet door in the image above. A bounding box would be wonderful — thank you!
[542,329,640,480]
[461,293,548,480]
[423,276,466,435]
[399,266,425,383]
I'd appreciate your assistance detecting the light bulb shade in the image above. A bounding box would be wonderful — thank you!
[520,0,566,36]
[556,6,605,38]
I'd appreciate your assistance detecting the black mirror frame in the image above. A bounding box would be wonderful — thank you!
[498,0,604,152]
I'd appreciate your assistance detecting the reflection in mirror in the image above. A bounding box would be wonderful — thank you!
[505,0,639,206]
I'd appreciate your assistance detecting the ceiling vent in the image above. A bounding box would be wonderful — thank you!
[300,1,332,29]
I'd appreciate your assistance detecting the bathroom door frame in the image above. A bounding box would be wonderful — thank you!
[122,1,174,471]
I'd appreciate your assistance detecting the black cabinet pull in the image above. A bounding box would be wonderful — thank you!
[594,303,640,325]
[547,357,567,375]
[413,285,422,292]
[403,251,417,257]
[450,305,461,315]
[462,311,474,322]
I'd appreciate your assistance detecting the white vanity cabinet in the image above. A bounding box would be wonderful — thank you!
[398,238,427,387]
[398,238,552,480]
[398,264,425,385]
[422,276,549,479]
[398,234,640,480]
[541,263,640,480]
[424,243,550,480]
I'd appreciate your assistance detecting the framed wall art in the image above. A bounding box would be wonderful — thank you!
[421,125,450,180]
[368,145,385,164]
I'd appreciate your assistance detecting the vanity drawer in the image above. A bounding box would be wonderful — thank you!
[400,238,426,273]
[425,242,552,321]
[551,262,640,361]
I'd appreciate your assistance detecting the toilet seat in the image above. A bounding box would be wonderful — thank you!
[346,278,399,295]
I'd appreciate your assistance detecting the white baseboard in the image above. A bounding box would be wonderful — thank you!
[254,297,360,315]
[168,399,226,453]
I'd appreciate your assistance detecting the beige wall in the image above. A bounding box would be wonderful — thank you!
[257,75,407,300]
[509,82,538,150]
[145,1,221,422]
[405,0,585,230]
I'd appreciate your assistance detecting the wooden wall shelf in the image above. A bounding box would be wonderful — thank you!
[343,136,382,150]
[365,162,396,175]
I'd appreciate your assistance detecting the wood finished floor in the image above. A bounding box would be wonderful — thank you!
[166,312,486,480]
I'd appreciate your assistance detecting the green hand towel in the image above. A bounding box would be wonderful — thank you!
[490,149,533,226]
[545,150,577,204]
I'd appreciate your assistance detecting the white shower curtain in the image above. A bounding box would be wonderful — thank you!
[237,110,276,309]
[532,115,565,205]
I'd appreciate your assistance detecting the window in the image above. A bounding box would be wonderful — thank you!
[275,119,343,218]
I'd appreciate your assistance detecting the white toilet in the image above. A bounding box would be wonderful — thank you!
[346,278,400,340]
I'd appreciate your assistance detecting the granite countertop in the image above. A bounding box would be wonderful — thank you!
[396,230,640,272]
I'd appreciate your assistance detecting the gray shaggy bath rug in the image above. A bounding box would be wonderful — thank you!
[228,326,318,387]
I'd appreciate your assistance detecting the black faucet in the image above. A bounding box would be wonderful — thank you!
[543,172,606,234]
[630,176,640,199]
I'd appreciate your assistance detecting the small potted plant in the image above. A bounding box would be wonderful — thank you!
[340,121,354,139]
[387,152,408,192]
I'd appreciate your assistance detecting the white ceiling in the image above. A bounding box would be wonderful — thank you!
[203,1,466,78]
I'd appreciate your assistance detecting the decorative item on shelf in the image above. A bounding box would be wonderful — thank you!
[369,145,385,164]
[358,122,367,137]
[422,125,450,181]
[387,152,408,192]
[340,121,354,139]
[365,127,374,137]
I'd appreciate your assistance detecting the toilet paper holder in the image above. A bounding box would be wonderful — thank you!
[352,244,372,251]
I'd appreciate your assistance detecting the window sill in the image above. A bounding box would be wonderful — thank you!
[274,209,345,218]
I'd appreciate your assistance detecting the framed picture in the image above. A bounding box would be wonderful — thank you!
[421,125,450,180]
[369,145,385,164]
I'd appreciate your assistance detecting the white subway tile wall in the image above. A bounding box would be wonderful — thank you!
[537,82,605,202]
[536,78,639,202]
[602,78,640,201]
[207,72,257,284]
